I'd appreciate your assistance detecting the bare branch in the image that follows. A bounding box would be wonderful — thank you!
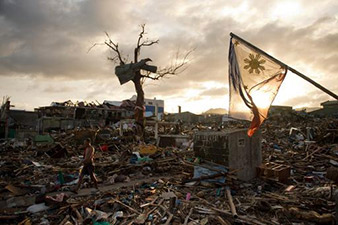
[141,73,161,80]
[134,24,145,62]
[87,42,105,53]
[158,49,193,76]
[104,31,112,41]
[140,39,159,47]
[107,56,118,61]
[137,24,146,48]
[134,24,159,63]
[87,31,126,65]
[140,48,194,83]
[104,31,125,64]
[107,55,119,64]
[104,40,125,65]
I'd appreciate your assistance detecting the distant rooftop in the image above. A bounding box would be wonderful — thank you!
[321,100,338,106]
[103,100,122,107]
[270,105,293,109]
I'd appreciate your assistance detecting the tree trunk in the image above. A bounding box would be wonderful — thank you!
[133,71,145,139]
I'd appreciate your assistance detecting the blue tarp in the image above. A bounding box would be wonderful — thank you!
[193,163,228,183]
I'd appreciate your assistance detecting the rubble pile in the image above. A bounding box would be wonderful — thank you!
[0,117,337,224]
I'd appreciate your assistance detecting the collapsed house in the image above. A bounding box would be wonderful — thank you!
[0,109,38,139]
[35,96,165,133]
[7,110,38,139]
[35,100,134,132]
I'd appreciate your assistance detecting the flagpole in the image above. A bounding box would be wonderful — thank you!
[230,33,338,100]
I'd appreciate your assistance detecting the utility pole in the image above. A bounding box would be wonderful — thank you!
[155,103,159,141]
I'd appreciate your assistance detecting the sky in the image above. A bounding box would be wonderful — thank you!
[0,0,337,114]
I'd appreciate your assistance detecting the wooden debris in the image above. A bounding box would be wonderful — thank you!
[225,186,238,218]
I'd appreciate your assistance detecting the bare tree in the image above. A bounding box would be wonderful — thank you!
[91,24,192,138]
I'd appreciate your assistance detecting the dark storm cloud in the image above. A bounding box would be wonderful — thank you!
[0,0,129,78]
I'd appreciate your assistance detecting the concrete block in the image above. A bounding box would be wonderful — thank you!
[194,129,262,181]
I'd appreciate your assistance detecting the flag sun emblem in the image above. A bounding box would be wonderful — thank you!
[244,53,266,74]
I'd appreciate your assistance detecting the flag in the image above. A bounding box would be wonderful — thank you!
[228,36,287,137]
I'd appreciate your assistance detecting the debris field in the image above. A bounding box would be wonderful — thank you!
[0,115,337,225]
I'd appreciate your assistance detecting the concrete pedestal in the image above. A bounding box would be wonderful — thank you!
[194,129,262,181]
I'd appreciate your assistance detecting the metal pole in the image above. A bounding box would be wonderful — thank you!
[155,103,158,141]
[230,33,338,100]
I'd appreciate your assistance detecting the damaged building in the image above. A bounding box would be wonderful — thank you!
[310,100,338,117]
[35,96,165,133]
[35,100,134,132]
[0,109,38,139]
[105,95,164,119]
